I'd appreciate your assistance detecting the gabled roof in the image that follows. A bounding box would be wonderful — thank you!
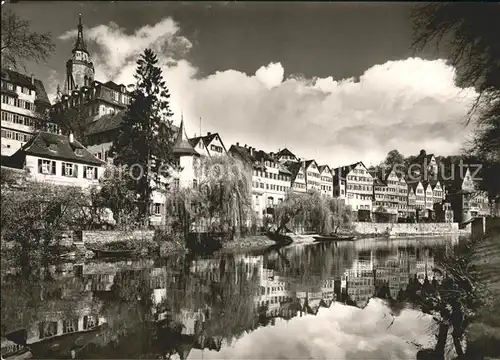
[1,68,50,106]
[333,161,368,179]
[13,131,104,165]
[188,132,227,155]
[318,165,332,174]
[303,159,318,170]
[414,150,436,163]
[173,120,199,157]
[277,148,296,158]
[407,180,422,192]
[229,145,291,174]
[285,161,304,181]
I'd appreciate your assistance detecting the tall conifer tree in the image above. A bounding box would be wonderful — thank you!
[111,49,176,222]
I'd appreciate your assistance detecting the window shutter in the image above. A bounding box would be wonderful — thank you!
[38,159,42,173]
[51,161,56,175]
[74,164,79,178]
[62,163,66,176]
[83,166,87,178]
[94,167,98,179]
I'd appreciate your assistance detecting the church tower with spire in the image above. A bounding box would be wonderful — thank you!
[65,14,94,92]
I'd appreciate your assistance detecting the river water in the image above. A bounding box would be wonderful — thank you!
[1,236,465,359]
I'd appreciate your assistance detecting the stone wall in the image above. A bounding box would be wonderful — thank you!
[352,222,461,236]
[82,230,155,245]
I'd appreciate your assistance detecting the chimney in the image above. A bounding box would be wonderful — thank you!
[236,142,239,146]
[30,74,34,85]
[244,144,247,148]
[250,147,253,156]
[207,132,211,136]
[69,133,74,144]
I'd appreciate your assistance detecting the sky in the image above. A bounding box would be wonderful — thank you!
[186,298,441,359]
[6,1,477,167]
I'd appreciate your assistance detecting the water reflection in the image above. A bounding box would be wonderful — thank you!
[1,236,459,359]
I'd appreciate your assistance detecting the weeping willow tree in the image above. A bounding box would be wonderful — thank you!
[328,197,355,234]
[165,155,252,238]
[274,191,353,235]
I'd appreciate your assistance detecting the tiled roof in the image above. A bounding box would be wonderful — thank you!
[285,161,303,181]
[277,148,296,157]
[318,165,331,174]
[103,81,128,92]
[15,131,104,166]
[1,68,50,106]
[189,133,227,154]
[304,159,318,169]
[85,112,125,135]
[229,145,291,174]
[333,161,366,179]
[84,111,179,136]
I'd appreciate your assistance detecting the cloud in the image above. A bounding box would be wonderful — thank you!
[186,298,443,360]
[255,62,285,90]
[57,17,477,166]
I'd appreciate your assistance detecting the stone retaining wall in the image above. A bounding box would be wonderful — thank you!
[82,230,155,245]
[352,222,462,236]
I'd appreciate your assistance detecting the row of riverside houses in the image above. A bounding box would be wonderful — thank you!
[0,16,491,227]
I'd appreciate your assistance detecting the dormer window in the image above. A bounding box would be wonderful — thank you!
[75,148,84,156]
[48,143,58,152]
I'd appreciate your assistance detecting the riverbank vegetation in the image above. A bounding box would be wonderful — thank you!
[274,190,354,235]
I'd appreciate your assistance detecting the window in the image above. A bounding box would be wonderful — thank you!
[84,166,97,180]
[154,203,161,215]
[39,159,56,175]
[62,319,78,334]
[173,178,180,189]
[112,91,119,102]
[82,315,99,330]
[39,321,58,339]
[62,162,74,177]
[210,144,223,153]
[193,179,198,189]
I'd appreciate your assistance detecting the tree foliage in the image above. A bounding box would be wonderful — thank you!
[50,104,89,145]
[98,165,138,229]
[1,182,107,272]
[412,3,500,199]
[274,191,353,235]
[1,9,55,70]
[110,49,177,222]
[165,155,253,237]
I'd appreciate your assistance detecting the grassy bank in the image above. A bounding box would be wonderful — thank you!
[467,230,500,359]
[222,235,276,250]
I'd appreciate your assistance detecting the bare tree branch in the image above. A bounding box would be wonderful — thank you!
[1,9,55,70]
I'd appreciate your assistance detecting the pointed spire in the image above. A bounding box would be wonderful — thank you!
[73,13,88,53]
[173,118,199,157]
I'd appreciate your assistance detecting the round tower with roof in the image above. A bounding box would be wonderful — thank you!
[172,117,200,188]
[65,14,95,92]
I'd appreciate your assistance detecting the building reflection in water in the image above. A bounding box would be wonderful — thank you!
[1,236,458,359]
